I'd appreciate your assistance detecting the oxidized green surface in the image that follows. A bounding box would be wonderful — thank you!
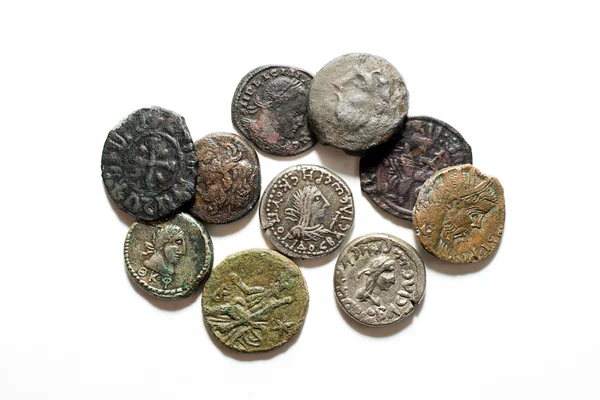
[202,249,309,353]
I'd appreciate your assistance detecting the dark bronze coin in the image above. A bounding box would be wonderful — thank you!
[231,65,316,157]
[360,116,472,221]
[125,212,213,299]
[102,107,198,220]
[189,132,260,224]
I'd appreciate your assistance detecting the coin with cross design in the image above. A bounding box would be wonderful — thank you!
[102,107,198,220]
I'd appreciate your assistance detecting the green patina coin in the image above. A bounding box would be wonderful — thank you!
[202,249,309,353]
[124,212,213,299]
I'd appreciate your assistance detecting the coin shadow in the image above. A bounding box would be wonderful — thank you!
[334,291,425,338]
[362,191,413,230]
[205,204,259,237]
[126,272,202,311]
[314,144,360,177]
[256,145,317,163]
[104,186,136,227]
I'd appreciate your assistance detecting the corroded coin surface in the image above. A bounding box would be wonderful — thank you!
[231,65,316,156]
[202,249,309,353]
[334,234,425,327]
[260,165,354,259]
[413,165,505,263]
[308,53,409,155]
[102,107,198,220]
[189,132,260,224]
[124,212,213,299]
[360,116,472,221]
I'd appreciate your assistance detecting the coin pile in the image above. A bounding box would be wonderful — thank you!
[101,53,505,353]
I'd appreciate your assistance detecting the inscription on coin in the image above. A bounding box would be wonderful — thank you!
[202,249,309,353]
[413,165,505,263]
[102,107,198,220]
[232,65,316,156]
[260,165,354,259]
[190,133,260,224]
[308,53,409,155]
[361,116,472,221]
[334,234,425,327]
[124,212,213,299]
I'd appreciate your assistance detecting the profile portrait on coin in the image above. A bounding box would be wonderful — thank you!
[285,186,331,241]
[142,224,186,277]
[356,255,397,307]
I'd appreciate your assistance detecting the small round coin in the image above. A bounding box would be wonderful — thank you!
[231,65,316,156]
[260,165,354,259]
[360,116,472,221]
[124,212,213,299]
[413,164,505,263]
[102,107,198,220]
[202,249,309,353]
[189,132,260,224]
[308,53,409,155]
[334,234,425,327]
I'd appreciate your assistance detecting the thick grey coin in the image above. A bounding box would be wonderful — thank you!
[102,107,198,220]
[232,65,316,156]
[334,233,425,326]
[308,53,409,155]
[124,212,213,300]
[189,132,260,224]
[260,165,354,259]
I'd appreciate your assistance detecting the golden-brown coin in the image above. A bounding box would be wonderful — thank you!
[413,164,504,263]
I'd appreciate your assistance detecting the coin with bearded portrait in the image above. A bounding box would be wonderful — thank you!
[308,53,409,155]
[413,164,505,263]
[334,233,425,327]
[124,212,213,299]
[231,65,316,156]
[260,165,354,259]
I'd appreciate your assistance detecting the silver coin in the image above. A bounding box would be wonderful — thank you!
[260,165,354,259]
[308,53,409,155]
[334,233,425,326]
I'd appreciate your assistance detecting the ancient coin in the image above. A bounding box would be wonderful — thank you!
[202,249,309,353]
[308,53,409,155]
[413,164,505,263]
[124,212,213,299]
[260,165,354,259]
[189,132,260,224]
[334,234,425,327]
[360,116,472,221]
[102,107,198,220]
[231,65,316,156]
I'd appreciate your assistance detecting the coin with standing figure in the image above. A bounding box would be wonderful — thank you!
[102,107,198,220]
[124,212,213,299]
[260,165,354,259]
[413,164,505,263]
[202,249,309,353]
[189,132,260,224]
[360,116,472,221]
[334,233,425,327]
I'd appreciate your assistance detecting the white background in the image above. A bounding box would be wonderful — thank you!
[1,1,599,399]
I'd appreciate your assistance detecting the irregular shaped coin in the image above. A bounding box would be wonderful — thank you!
[413,164,505,263]
[360,116,472,221]
[124,212,213,299]
[308,53,409,155]
[334,234,425,327]
[260,165,354,259]
[102,107,198,220]
[190,132,260,224]
[202,249,309,353]
[232,65,316,156]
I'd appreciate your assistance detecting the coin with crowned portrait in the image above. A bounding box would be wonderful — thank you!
[124,212,213,299]
[102,107,198,220]
[308,53,409,155]
[334,233,425,327]
[413,164,505,263]
[360,116,472,221]
[260,165,354,259]
[189,132,260,224]
[202,249,309,353]
[232,65,316,156]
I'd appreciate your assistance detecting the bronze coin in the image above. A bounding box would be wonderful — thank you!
[202,249,309,353]
[189,132,260,224]
[413,165,505,263]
